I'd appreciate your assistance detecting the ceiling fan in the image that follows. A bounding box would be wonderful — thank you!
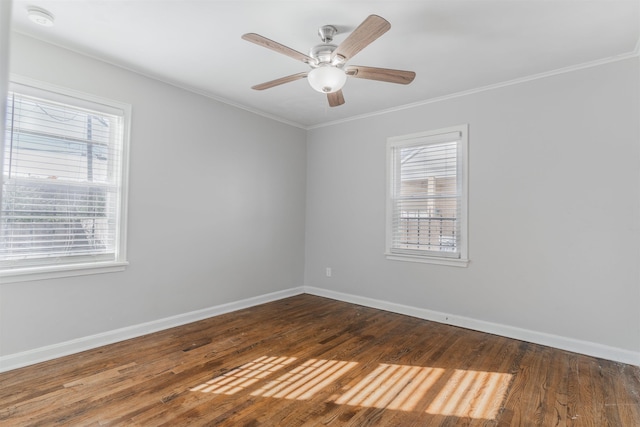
[242,15,416,107]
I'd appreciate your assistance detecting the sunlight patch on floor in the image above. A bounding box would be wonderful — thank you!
[425,369,512,419]
[336,364,512,419]
[190,355,512,419]
[334,364,445,411]
[252,358,358,400]
[189,356,296,394]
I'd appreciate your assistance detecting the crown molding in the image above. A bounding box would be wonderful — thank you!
[11,30,307,130]
[307,50,640,130]
[13,30,638,132]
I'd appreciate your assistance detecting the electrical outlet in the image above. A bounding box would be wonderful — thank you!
[325,267,332,277]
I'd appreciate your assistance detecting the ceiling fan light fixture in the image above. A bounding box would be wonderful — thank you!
[307,66,347,94]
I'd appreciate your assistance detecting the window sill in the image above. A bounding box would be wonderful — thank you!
[385,253,469,267]
[0,261,129,284]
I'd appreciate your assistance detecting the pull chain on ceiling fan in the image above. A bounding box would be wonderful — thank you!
[242,15,416,107]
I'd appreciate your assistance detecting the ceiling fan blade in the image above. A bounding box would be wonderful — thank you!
[242,33,314,64]
[345,66,416,84]
[331,15,391,63]
[251,72,308,90]
[327,90,345,107]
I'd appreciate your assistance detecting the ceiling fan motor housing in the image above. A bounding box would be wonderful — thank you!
[310,25,346,67]
[309,44,339,67]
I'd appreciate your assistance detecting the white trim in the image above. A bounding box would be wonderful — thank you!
[1,285,637,372]
[0,286,304,373]
[385,253,469,267]
[2,75,132,283]
[9,74,131,115]
[304,286,640,367]
[386,124,469,265]
[0,261,129,284]
[0,1,11,224]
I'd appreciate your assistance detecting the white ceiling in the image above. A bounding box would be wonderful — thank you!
[9,1,640,128]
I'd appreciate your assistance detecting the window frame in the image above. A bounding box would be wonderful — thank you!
[385,124,469,267]
[1,75,131,283]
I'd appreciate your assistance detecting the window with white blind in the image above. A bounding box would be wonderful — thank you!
[386,125,468,266]
[1,78,130,281]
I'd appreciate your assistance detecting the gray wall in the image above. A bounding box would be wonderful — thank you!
[2,31,639,365]
[1,33,307,356]
[305,58,640,355]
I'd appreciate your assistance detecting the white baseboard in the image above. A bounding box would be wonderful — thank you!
[304,286,640,366]
[3,285,637,372]
[0,286,305,373]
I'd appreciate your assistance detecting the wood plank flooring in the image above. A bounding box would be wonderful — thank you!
[1,294,639,426]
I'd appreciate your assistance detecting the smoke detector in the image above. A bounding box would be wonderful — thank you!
[27,7,55,27]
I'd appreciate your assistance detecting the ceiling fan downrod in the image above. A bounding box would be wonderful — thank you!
[318,25,337,43]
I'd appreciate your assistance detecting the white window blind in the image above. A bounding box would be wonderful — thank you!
[1,80,129,275]
[386,125,468,266]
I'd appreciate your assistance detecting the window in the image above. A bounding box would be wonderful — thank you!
[1,77,130,281]
[386,125,468,266]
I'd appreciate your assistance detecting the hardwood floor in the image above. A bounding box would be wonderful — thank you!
[1,294,639,426]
